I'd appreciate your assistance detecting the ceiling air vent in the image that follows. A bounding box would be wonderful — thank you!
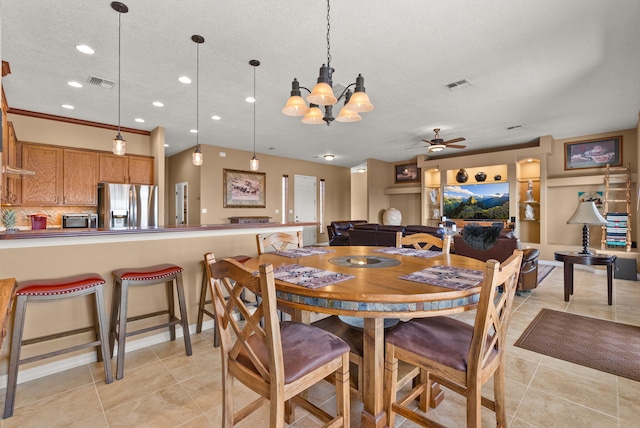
[87,75,115,89]
[444,79,471,90]
[506,125,523,130]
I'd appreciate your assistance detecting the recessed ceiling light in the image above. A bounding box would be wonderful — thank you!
[152,101,164,107]
[190,129,198,134]
[135,118,145,123]
[67,81,83,88]
[61,104,75,109]
[164,144,169,147]
[324,154,335,161]
[211,115,221,120]
[245,96,256,103]
[178,76,191,84]
[357,168,366,173]
[76,45,95,54]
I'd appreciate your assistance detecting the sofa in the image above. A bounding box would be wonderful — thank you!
[348,223,445,247]
[452,225,540,291]
[327,220,368,246]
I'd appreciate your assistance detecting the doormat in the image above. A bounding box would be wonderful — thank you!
[515,308,640,382]
[537,265,555,284]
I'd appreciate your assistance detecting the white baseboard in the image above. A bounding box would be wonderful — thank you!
[0,319,216,389]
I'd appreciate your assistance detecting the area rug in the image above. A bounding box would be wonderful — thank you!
[515,308,640,381]
[536,264,555,284]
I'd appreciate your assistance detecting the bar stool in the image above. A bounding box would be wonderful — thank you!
[109,264,192,380]
[3,273,113,419]
[196,255,251,347]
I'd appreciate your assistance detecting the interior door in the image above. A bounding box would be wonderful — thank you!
[175,182,188,225]
[294,175,317,245]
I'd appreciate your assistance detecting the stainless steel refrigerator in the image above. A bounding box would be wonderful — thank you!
[97,183,158,229]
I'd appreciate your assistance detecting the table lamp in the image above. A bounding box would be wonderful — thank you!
[566,201,608,254]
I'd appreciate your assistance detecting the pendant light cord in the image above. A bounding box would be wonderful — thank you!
[196,41,200,149]
[326,0,331,69]
[117,11,122,135]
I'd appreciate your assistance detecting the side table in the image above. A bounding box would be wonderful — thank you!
[554,251,617,305]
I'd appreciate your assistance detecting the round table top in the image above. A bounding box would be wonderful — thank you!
[244,246,486,318]
[554,251,616,262]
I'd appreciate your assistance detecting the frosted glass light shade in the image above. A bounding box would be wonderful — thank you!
[282,95,310,116]
[344,90,374,112]
[429,144,446,152]
[301,106,325,124]
[335,106,361,122]
[307,82,337,106]
[112,134,126,155]
[249,155,259,171]
[192,147,203,166]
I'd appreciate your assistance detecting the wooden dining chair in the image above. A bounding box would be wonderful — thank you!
[384,249,523,428]
[256,231,303,255]
[396,231,452,253]
[204,254,350,428]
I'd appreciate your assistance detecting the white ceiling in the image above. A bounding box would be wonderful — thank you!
[2,0,640,169]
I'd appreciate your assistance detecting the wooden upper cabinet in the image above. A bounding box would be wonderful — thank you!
[21,144,64,205]
[99,153,154,184]
[63,149,98,205]
[128,155,154,184]
[99,153,128,183]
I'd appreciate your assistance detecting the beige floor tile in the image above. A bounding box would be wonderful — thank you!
[514,387,618,427]
[149,333,209,360]
[504,355,539,386]
[3,384,103,428]
[529,365,618,416]
[161,346,221,383]
[96,360,177,410]
[105,383,202,427]
[618,376,640,424]
[177,414,218,428]
[89,346,160,381]
[1,365,93,409]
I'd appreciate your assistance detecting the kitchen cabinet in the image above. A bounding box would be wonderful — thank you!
[99,153,154,184]
[1,122,21,204]
[20,143,99,206]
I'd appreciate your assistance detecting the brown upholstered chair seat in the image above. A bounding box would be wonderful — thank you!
[385,316,497,372]
[238,321,350,383]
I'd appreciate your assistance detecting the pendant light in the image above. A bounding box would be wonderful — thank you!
[249,60,260,171]
[282,0,373,125]
[192,35,205,166]
[111,2,128,155]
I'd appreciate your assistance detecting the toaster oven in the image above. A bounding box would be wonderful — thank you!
[62,214,98,229]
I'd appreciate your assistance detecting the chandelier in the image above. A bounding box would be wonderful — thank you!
[282,0,374,125]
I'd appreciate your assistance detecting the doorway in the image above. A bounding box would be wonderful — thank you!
[175,182,188,225]
[294,175,317,245]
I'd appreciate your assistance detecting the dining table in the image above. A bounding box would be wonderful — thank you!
[243,245,486,428]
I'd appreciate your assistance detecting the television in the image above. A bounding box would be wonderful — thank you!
[443,182,509,220]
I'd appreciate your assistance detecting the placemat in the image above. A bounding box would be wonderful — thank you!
[399,265,484,290]
[272,264,355,289]
[373,247,441,258]
[272,247,336,258]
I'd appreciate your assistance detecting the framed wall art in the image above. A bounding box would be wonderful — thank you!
[564,136,622,170]
[394,162,420,184]
[223,168,266,208]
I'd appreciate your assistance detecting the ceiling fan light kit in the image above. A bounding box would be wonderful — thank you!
[283,0,373,126]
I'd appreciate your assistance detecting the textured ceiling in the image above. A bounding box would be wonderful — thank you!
[2,0,640,169]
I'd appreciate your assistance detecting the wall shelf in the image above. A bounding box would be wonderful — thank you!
[384,186,420,195]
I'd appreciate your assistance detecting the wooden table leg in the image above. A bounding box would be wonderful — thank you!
[360,317,386,428]
[563,261,574,302]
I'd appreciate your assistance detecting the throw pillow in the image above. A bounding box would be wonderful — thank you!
[461,224,501,250]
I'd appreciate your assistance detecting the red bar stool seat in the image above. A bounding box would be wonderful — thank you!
[3,273,113,419]
[109,264,192,380]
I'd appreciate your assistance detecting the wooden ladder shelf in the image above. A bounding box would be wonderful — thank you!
[601,163,632,252]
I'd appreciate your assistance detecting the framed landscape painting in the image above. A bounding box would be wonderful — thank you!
[223,169,266,208]
[394,162,420,184]
[564,136,622,170]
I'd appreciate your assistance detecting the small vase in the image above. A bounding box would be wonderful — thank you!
[475,172,487,182]
[455,169,469,183]
[494,174,502,181]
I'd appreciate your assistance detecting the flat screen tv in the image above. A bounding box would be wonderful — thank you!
[443,182,509,220]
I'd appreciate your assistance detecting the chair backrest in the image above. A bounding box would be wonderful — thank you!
[469,249,523,377]
[204,253,283,385]
[396,231,451,253]
[256,231,303,255]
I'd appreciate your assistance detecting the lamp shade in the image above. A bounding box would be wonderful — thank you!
[567,201,607,225]
[335,106,361,122]
[192,146,203,166]
[344,90,374,113]
[282,95,310,116]
[307,82,337,106]
[112,134,126,155]
[301,105,325,124]
[429,144,446,152]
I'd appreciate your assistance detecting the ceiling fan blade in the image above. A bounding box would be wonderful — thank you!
[443,137,466,144]
[421,139,434,144]
[445,144,466,149]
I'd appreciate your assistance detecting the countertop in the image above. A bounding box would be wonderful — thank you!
[0,222,318,240]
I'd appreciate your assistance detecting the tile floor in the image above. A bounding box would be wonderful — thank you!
[1,264,639,427]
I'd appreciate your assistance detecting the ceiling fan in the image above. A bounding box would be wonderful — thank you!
[420,128,466,152]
